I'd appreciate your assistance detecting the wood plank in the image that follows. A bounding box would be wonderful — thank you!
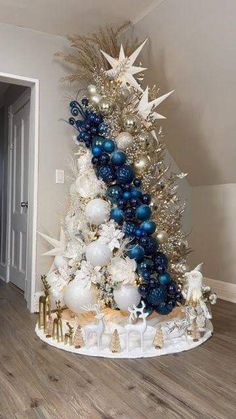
[0,280,235,418]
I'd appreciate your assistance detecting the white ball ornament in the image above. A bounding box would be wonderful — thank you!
[87,84,97,95]
[63,279,97,314]
[54,255,68,270]
[113,284,141,312]
[85,198,110,225]
[86,240,112,267]
[115,132,133,150]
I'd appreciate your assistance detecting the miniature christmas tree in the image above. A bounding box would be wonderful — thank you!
[110,329,121,353]
[191,319,201,342]
[74,325,85,349]
[153,328,164,349]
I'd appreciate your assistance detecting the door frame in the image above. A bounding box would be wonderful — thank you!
[0,72,39,312]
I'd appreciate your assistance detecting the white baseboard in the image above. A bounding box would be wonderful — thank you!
[204,278,236,303]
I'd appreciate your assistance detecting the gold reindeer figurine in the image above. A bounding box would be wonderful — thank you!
[38,275,51,331]
[52,300,64,342]
[64,322,74,345]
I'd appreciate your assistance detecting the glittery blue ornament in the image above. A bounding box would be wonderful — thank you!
[106,185,122,203]
[124,207,135,219]
[98,122,108,135]
[103,139,115,153]
[135,204,151,221]
[128,244,145,261]
[142,271,151,281]
[79,131,90,142]
[123,222,136,236]
[140,220,156,235]
[97,165,116,183]
[116,165,135,184]
[111,150,127,166]
[110,207,124,224]
[92,145,103,157]
[94,115,103,126]
[153,252,168,268]
[138,258,154,274]
[146,285,167,307]
[99,153,110,166]
[159,273,171,285]
[117,198,126,208]
[140,237,158,255]
[156,302,173,315]
[138,283,149,297]
[92,136,105,147]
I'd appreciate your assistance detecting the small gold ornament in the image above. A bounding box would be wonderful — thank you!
[52,300,63,342]
[74,325,85,349]
[133,155,151,175]
[98,97,113,115]
[115,132,133,150]
[123,114,141,133]
[87,84,97,95]
[64,322,74,345]
[110,329,121,353]
[156,230,169,244]
[139,132,156,151]
[153,327,164,349]
[38,275,51,332]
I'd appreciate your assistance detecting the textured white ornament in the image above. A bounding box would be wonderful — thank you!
[113,284,141,312]
[75,169,105,198]
[85,198,110,225]
[77,150,92,173]
[85,240,112,267]
[54,255,68,270]
[109,256,137,284]
[115,132,133,150]
[47,271,67,307]
[63,279,97,314]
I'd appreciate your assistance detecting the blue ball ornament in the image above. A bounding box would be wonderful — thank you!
[110,207,124,224]
[117,198,126,208]
[124,207,135,219]
[91,156,99,165]
[130,187,142,199]
[142,271,151,281]
[92,136,105,147]
[156,302,172,315]
[123,190,131,200]
[156,265,166,274]
[98,122,108,135]
[130,198,140,208]
[134,227,143,238]
[103,139,115,153]
[94,115,103,126]
[138,258,154,274]
[111,150,127,166]
[140,237,158,255]
[106,185,122,203]
[153,252,168,268]
[99,153,110,165]
[128,244,145,261]
[116,165,135,185]
[123,222,136,236]
[159,273,171,285]
[167,282,178,296]
[92,145,103,157]
[133,178,141,187]
[97,165,116,183]
[142,194,151,204]
[149,278,157,288]
[140,220,156,235]
[146,285,167,307]
[138,283,149,297]
[135,204,151,221]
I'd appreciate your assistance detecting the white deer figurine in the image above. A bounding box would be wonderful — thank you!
[82,304,105,350]
[125,301,148,352]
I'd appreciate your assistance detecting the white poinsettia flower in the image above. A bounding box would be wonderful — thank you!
[74,260,102,287]
[109,256,137,285]
[98,220,124,251]
[75,169,106,199]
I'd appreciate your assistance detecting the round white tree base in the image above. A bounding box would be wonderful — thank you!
[35,317,213,359]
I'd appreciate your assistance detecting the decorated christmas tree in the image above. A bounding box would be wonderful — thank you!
[37,26,216,357]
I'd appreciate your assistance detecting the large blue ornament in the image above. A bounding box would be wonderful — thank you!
[146,285,167,307]
[92,136,105,147]
[116,165,135,184]
[153,252,168,268]
[138,258,154,274]
[103,139,115,153]
[140,220,156,235]
[156,302,173,315]
[97,165,116,183]
[159,272,171,285]
[140,237,158,255]
[135,204,151,221]
[91,145,103,157]
[106,185,122,203]
[130,187,142,199]
[128,244,145,261]
[111,151,127,166]
[110,207,124,224]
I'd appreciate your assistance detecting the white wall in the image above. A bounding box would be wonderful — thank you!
[190,184,236,284]
[0,24,74,289]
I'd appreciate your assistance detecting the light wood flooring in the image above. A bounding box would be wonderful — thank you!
[0,280,235,419]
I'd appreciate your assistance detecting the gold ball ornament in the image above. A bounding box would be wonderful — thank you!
[123,114,141,133]
[87,84,97,95]
[134,154,151,175]
[156,230,169,244]
[139,132,156,151]
[115,132,133,150]
[98,98,113,115]
[90,93,102,105]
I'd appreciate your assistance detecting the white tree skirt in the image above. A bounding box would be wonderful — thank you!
[35,317,213,359]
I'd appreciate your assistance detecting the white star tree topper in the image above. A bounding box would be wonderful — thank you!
[137,87,174,120]
[38,228,67,256]
[101,39,148,92]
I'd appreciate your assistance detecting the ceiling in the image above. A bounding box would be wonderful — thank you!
[0,0,159,36]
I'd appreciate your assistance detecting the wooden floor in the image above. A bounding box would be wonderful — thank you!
[0,282,235,419]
